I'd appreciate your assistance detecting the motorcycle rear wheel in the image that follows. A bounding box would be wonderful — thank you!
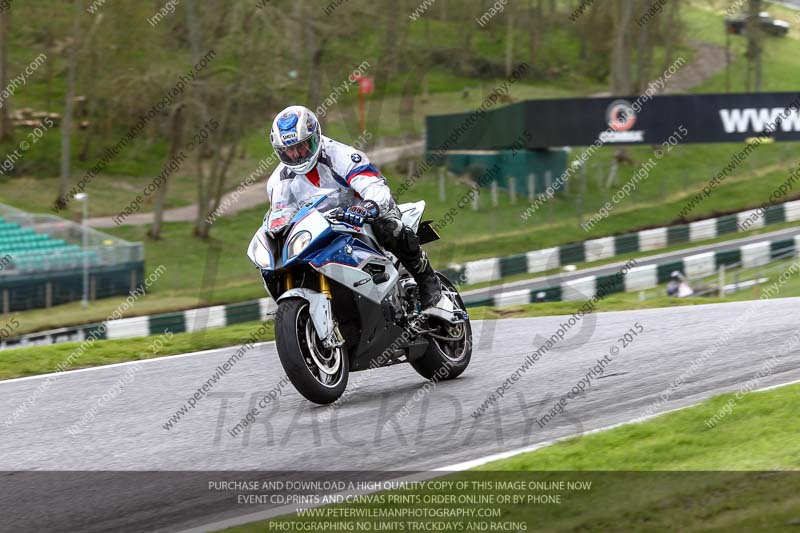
[275,298,348,405]
[410,273,472,381]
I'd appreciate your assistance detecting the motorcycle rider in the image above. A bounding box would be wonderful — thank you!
[265,105,456,321]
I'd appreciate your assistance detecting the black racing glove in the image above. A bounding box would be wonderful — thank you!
[343,200,380,227]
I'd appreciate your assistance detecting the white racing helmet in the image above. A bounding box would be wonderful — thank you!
[269,105,322,175]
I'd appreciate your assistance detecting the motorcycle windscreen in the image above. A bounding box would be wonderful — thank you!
[291,188,340,222]
[266,180,298,236]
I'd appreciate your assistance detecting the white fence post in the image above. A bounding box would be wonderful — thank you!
[438,167,446,202]
[528,173,535,202]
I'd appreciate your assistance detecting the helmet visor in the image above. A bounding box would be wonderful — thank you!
[275,134,319,167]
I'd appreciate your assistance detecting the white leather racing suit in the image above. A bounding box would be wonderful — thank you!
[266,135,395,216]
[264,135,443,309]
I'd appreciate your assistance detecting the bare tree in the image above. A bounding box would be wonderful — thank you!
[0,6,11,143]
[149,105,183,240]
[78,13,104,162]
[660,0,680,76]
[746,0,763,92]
[530,0,542,65]
[505,8,514,77]
[58,0,83,204]
[635,0,653,93]
[185,1,269,238]
[610,0,633,94]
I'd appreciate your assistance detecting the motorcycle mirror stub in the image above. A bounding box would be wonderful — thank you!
[372,272,390,284]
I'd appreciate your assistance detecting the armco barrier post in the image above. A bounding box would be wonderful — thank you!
[509,177,517,204]
[491,181,498,208]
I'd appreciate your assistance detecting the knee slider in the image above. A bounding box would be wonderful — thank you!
[372,217,397,244]
[400,226,420,255]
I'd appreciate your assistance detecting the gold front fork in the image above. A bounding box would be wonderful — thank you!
[319,273,332,299]
[284,272,294,291]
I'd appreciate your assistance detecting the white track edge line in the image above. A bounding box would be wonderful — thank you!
[179,375,800,533]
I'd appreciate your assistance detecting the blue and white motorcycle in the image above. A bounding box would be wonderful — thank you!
[247,190,471,404]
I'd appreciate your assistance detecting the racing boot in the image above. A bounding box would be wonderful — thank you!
[408,251,456,322]
[372,212,457,322]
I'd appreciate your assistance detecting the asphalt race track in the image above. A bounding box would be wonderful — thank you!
[2,298,800,532]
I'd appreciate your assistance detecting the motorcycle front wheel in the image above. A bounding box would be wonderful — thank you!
[275,298,348,404]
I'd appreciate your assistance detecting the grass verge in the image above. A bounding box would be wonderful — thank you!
[6,265,799,380]
[0,319,274,381]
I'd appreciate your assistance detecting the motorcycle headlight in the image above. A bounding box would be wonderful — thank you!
[287,231,312,260]
[252,244,271,269]
[247,232,272,269]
